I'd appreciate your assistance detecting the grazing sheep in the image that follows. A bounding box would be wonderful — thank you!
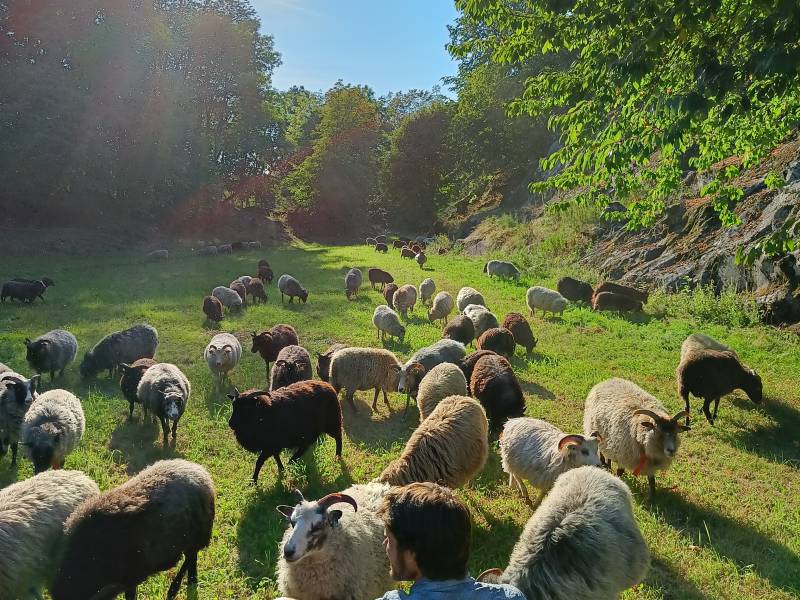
[556,276,594,303]
[375,242,389,253]
[463,303,500,339]
[136,363,191,445]
[456,286,486,312]
[418,278,435,305]
[392,284,417,318]
[204,333,242,391]
[119,358,157,417]
[0,371,39,465]
[460,350,499,389]
[270,345,313,391]
[427,290,454,324]
[278,274,309,303]
[526,286,567,317]
[0,470,99,600]
[235,275,253,287]
[248,240,262,250]
[24,329,78,380]
[227,382,342,481]
[677,349,762,425]
[276,484,391,600]
[583,378,690,499]
[679,333,735,361]
[247,278,268,303]
[146,249,168,261]
[367,237,378,246]
[443,314,476,346]
[345,267,363,299]
[375,235,387,244]
[79,323,159,378]
[203,295,224,323]
[410,243,422,254]
[415,251,427,269]
[500,418,601,507]
[477,327,516,358]
[316,343,348,382]
[1,279,52,303]
[592,291,642,313]
[212,286,244,311]
[197,245,218,256]
[231,241,245,251]
[251,325,300,377]
[373,305,406,342]
[230,281,248,305]
[22,389,85,473]
[218,243,233,254]
[377,395,488,488]
[398,339,466,406]
[478,467,649,600]
[484,260,520,279]
[258,264,275,284]
[52,459,215,600]
[400,247,415,259]
[392,239,405,249]
[330,347,402,413]
[502,313,537,355]
[416,363,468,421]
[470,353,525,433]
[368,267,394,290]
[594,281,649,304]
[383,282,399,308]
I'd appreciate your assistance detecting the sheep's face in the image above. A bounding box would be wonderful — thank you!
[251,332,271,354]
[397,362,425,398]
[161,391,185,420]
[25,338,48,368]
[639,418,681,459]
[79,352,100,378]
[559,434,602,468]
[299,290,309,303]
[278,502,338,562]
[208,345,233,369]
[0,374,37,416]
[747,370,763,403]
[24,426,58,473]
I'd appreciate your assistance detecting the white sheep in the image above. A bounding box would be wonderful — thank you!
[212,286,243,311]
[456,286,486,312]
[137,363,191,445]
[419,278,436,306]
[463,303,500,339]
[500,417,601,507]
[0,470,99,599]
[372,305,405,342]
[329,347,402,413]
[21,389,85,473]
[416,363,467,421]
[526,286,567,317]
[484,260,520,279]
[204,333,242,391]
[427,291,454,324]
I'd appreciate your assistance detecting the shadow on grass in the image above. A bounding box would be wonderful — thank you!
[520,379,556,401]
[644,556,712,600]
[342,397,415,452]
[725,397,800,466]
[109,416,184,475]
[382,338,412,354]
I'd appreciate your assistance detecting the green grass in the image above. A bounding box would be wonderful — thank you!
[1,243,798,599]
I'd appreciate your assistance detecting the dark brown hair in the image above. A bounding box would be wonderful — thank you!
[378,482,470,580]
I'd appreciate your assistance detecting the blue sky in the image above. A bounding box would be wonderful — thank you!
[251,0,460,97]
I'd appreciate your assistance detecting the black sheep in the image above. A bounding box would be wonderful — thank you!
[443,314,476,347]
[79,324,158,378]
[470,353,525,434]
[557,276,594,303]
[460,349,499,392]
[592,291,642,313]
[1,279,52,303]
[594,281,649,304]
[118,358,157,417]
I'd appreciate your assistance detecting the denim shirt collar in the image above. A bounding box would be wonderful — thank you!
[411,576,473,591]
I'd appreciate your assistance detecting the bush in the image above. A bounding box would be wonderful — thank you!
[647,286,760,328]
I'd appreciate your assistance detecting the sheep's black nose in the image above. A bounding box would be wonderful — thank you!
[283,545,295,560]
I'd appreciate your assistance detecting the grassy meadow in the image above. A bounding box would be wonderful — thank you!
[0,242,798,599]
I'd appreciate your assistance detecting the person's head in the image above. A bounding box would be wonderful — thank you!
[378,482,471,582]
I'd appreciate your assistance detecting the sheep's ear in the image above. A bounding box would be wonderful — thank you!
[24,338,31,346]
[276,505,294,520]
[326,509,343,526]
[589,431,603,442]
[227,388,240,401]
[29,374,40,391]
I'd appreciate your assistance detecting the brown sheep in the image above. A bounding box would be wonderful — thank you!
[502,313,537,355]
[443,314,475,346]
[594,281,648,304]
[592,291,642,313]
[368,268,394,290]
[400,247,416,259]
[392,240,405,249]
[460,349,499,390]
[251,325,299,377]
[557,277,594,303]
[470,353,525,433]
[477,328,516,359]
[258,265,274,284]
[375,243,388,253]
[230,281,247,305]
[247,278,268,303]
[202,295,224,324]
[383,283,399,309]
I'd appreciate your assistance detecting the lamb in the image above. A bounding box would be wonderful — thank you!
[0,470,99,600]
[400,246,415,259]
[502,312,537,355]
[377,395,489,488]
[484,260,520,279]
[218,243,233,254]
[213,285,244,311]
[679,332,735,361]
[197,245,218,256]
[477,466,649,600]
[270,345,313,391]
[227,382,342,482]
[368,267,394,290]
[477,327,516,358]
[594,281,649,304]
[24,329,78,380]
[0,279,51,303]
[526,286,567,317]
[373,305,406,342]
[463,303,500,338]
[276,484,392,600]
[500,418,601,507]
[375,242,389,253]
[251,324,300,377]
[556,276,594,303]
[592,291,642,313]
[470,352,525,433]
[247,277,268,303]
[136,363,191,445]
[427,290,454,324]
[345,267,363,299]
[415,363,468,421]
[442,314,475,346]
[278,274,309,303]
[258,264,275,284]
[146,249,168,260]
[460,350,498,389]
[316,342,348,382]
[392,284,417,318]
[79,323,159,378]
[456,286,486,312]
[415,251,427,269]
[22,389,85,473]
[583,377,690,498]
[383,282,399,308]
[418,278,435,305]
[204,333,242,391]
[52,459,215,600]
[203,295,224,323]
[119,358,157,417]
[330,347,403,413]
[0,371,39,465]
[676,349,762,425]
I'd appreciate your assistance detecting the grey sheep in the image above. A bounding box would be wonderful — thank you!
[479,466,649,600]
[416,363,468,421]
[137,363,191,445]
[526,286,567,317]
[79,323,159,378]
[0,371,39,465]
[52,459,215,600]
[463,303,500,339]
[345,267,363,300]
[679,333,735,361]
[373,305,406,342]
[484,260,520,279]
[278,273,309,303]
[204,333,242,391]
[456,286,486,312]
[399,339,467,401]
[22,389,85,473]
[392,284,417,318]
[213,285,244,311]
[197,245,218,256]
[1,279,52,303]
[583,378,690,499]
[329,347,402,413]
[418,278,435,305]
[427,291,454,324]
[146,249,168,261]
[270,345,313,391]
[25,329,78,380]
[218,243,233,254]
[0,470,99,600]
[500,417,601,507]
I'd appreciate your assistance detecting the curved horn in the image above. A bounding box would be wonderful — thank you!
[558,434,585,451]
[0,375,24,385]
[671,410,689,423]
[632,409,663,422]
[477,568,504,583]
[318,493,358,513]
[294,489,305,502]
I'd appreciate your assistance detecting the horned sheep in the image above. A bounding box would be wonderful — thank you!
[25,329,78,380]
[270,345,313,391]
[526,286,567,317]
[204,333,242,391]
[278,274,309,303]
[427,290,454,324]
[22,389,85,473]
[0,371,39,465]
[136,363,191,445]
[373,305,406,342]
[415,362,468,421]
[456,286,486,312]
[330,347,402,413]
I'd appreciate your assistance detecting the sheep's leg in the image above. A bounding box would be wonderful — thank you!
[186,551,199,585]
[125,586,137,600]
[10,442,17,466]
[159,416,170,445]
[171,418,179,440]
[167,555,190,600]
[332,432,343,456]
[712,398,721,422]
[647,475,656,501]
[290,443,312,462]
[129,400,135,418]
[383,389,390,410]
[682,394,691,426]
[273,453,285,472]
[372,388,380,411]
[702,398,715,425]
[346,390,358,412]
[252,451,269,483]
[281,292,284,302]
[616,467,625,477]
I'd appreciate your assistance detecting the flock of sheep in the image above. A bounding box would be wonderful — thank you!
[0,238,767,600]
